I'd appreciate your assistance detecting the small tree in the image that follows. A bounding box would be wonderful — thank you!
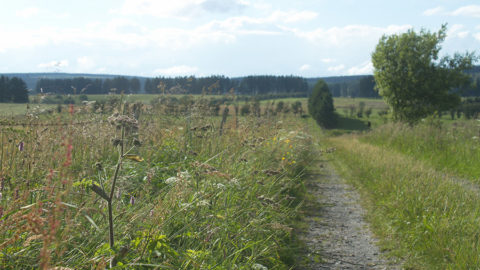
[372,24,477,124]
[308,80,337,128]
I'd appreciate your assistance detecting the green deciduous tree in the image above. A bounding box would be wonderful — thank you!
[372,24,477,124]
[308,80,337,128]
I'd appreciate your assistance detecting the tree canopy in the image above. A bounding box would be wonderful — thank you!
[308,80,337,128]
[371,24,477,124]
[0,76,28,103]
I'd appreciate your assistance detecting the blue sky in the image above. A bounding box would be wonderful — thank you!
[1,0,479,77]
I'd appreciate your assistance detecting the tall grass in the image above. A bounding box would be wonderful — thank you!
[363,121,480,180]
[330,137,480,269]
[0,99,314,268]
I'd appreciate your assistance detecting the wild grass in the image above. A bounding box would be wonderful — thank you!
[0,99,315,269]
[329,136,480,269]
[362,120,480,180]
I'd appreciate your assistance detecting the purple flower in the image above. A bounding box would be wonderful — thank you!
[130,195,135,205]
[18,142,24,151]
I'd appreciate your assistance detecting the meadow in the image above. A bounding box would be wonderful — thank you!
[0,96,316,269]
[5,93,480,269]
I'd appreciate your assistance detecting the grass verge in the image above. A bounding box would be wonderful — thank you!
[329,136,480,269]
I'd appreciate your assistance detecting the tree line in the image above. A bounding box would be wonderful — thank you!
[34,75,309,96]
[145,75,309,95]
[36,77,141,94]
[28,70,480,99]
[0,76,29,103]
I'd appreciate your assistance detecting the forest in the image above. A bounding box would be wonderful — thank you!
[0,76,29,103]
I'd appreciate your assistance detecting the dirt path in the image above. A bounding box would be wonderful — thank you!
[301,160,397,269]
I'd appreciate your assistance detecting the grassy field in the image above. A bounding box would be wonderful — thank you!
[0,100,316,268]
[327,118,480,269]
[0,103,56,116]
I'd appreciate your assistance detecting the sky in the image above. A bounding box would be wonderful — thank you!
[0,0,479,78]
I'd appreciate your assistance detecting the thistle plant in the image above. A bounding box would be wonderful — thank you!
[90,107,143,251]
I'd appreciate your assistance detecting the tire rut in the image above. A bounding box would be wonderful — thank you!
[301,161,398,269]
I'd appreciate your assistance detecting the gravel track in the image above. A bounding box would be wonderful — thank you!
[301,161,398,269]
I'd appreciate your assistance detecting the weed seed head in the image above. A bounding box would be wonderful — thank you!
[112,138,121,147]
[108,113,139,129]
[95,162,103,171]
[133,139,142,147]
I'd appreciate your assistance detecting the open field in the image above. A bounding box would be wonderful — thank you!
[0,103,56,116]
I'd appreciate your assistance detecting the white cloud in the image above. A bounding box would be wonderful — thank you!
[321,58,336,63]
[327,64,345,72]
[269,10,317,23]
[451,5,480,18]
[423,6,444,16]
[448,24,470,39]
[347,62,373,75]
[299,64,311,71]
[38,60,69,69]
[16,7,39,18]
[288,24,412,47]
[115,0,248,18]
[154,65,199,76]
[474,33,480,42]
[77,56,96,71]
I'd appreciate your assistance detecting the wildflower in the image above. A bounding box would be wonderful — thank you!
[18,141,24,151]
[165,176,179,184]
[178,171,191,179]
[282,157,285,161]
[252,263,268,270]
[180,202,192,209]
[230,178,239,186]
[130,195,135,205]
[196,200,209,206]
[284,139,291,144]
[149,209,154,217]
[215,183,226,190]
[0,192,2,200]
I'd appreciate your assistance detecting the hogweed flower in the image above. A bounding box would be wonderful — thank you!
[108,113,138,129]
